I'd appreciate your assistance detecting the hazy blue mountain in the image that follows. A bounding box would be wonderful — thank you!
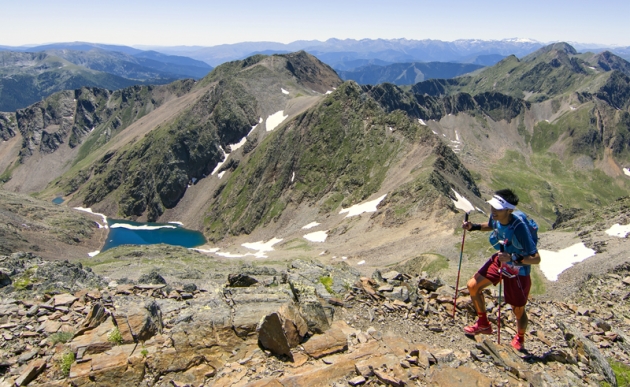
[151,38,547,67]
[25,42,143,55]
[460,54,506,66]
[0,49,212,111]
[330,58,393,72]
[336,62,484,85]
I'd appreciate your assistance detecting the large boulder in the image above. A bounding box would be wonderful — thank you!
[257,303,309,357]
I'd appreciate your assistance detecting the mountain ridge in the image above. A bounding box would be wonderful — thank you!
[1,43,629,245]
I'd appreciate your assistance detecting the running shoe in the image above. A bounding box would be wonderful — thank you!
[464,321,493,335]
[511,334,525,351]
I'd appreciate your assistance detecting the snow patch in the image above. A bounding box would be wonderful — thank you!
[230,137,247,152]
[325,90,333,94]
[74,207,108,229]
[281,88,289,94]
[418,119,427,126]
[211,146,228,175]
[570,106,576,110]
[302,222,320,230]
[168,221,184,226]
[215,251,247,258]
[623,168,630,176]
[242,238,283,252]
[339,194,387,218]
[218,171,226,179]
[357,260,365,265]
[432,130,438,135]
[88,251,100,257]
[266,110,288,131]
[291,171,295,182]
[110,223,176,231]
[192,247,221,253]
[304,231,328,242]
[455,131,460,142]
[538,243,596,281]
[605,223,630,238]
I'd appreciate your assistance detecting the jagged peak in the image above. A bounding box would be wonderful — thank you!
[593,50,630,76]
[522,42,578,62]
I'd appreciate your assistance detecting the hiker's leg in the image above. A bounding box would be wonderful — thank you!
[512,305,528,335]
[464,273,495,334]
[467,273,492,314]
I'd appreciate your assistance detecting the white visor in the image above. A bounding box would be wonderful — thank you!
[487,195,516,210]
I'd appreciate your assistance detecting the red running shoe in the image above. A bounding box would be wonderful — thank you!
[511,334,525,351]
[464,321,493,335]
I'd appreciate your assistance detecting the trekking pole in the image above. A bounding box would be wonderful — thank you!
[497,239,506,345]
[452,212,469,320]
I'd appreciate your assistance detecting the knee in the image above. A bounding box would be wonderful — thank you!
[512,306,526,319]
[467,278,478,294]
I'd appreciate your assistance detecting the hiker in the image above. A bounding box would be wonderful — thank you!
[461,189,540,351]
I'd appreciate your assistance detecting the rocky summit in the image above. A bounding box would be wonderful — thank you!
[0,250,630,386]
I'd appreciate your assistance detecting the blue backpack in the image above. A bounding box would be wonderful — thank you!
[512,210,539,246]
[489,210,539,252]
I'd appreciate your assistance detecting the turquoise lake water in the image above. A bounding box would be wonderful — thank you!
[101,219,206,252]
[52,197,65,205]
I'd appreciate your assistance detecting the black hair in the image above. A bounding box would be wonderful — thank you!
[495,188,519,206]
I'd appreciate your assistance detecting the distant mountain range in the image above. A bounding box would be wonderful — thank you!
[337,62,484,86]
[132,38,630,68]
[1,37,629,111]
[0,45,212,111]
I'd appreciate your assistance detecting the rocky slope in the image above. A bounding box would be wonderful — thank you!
[0,190,106,261]
[0,239,629,386]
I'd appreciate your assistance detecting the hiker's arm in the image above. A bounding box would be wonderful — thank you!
[519,251,540,265]
[462,221,491,231]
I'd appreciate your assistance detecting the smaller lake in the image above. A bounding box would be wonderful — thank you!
[101,219,206,252]
[52,196,65,205]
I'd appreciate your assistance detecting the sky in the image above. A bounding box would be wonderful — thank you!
[2,0,629,48]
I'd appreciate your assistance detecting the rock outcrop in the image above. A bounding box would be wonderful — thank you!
[1,252,629,386]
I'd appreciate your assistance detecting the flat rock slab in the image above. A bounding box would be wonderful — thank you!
[428,366,493,386]
[302,326,348,359]
[53,293,78,306]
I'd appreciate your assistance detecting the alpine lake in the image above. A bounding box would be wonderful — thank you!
[101,219,206,252]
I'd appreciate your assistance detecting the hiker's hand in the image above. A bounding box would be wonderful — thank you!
[497,252,512,263]
[462,221,472,230]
